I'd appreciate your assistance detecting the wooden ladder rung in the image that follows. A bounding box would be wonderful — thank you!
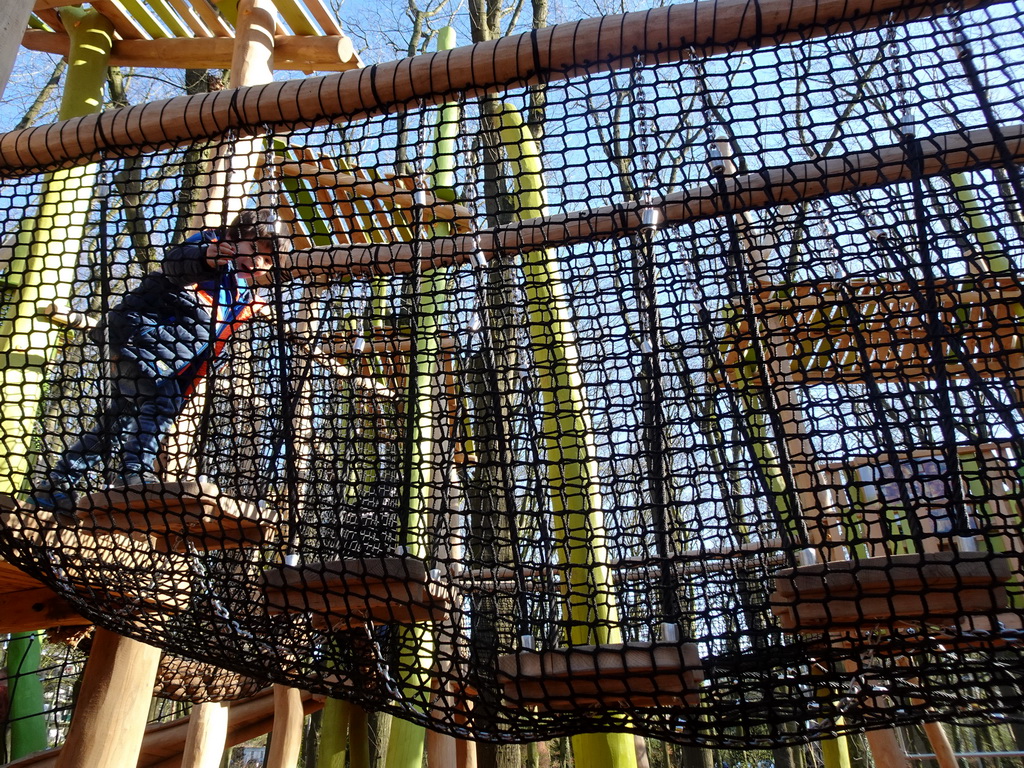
[770,551,1012,631]
[263,557,453,628]
[78,480,279,552]
[496,641,703,710]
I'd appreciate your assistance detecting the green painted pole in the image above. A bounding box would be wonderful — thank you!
[0,6,113,497]
[384,27,459,768]
[6,631,47,759]
[316,696,352,768]
[2,10,111,760]
[497,104,637,768]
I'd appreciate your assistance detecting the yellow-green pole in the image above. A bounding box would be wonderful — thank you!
[498,104,637,768]
[0,6,113,497]
[384,26,459,768]
[2,8,112,762]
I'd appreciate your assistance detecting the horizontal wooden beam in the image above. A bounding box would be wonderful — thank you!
[7,687,323,768]
[280,122,1024,279]
[1,0,988,173]
[21,28,359,72]
[0,585,89,633]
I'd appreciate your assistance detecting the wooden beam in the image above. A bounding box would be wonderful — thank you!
[32,0,86,9]
[31,8,63,33]
[278,121,1024,280]
[0,586,89,633]
[21,29,358,71]
[7,688,323,768]
[1,1,35,99]
[1,0,984,172]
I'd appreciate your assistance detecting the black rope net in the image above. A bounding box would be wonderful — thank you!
[0,0,1023,748]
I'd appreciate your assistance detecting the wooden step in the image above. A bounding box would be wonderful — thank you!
[263,557,453,628]
[0,495,192,615]
[496,642,703,710]
[770,551,1011,631]
[78,480,279,552]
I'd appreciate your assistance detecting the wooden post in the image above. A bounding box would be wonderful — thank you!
[863,728,911,768]
[425,729,457,768]
[54,628,162,768]
[266,685,304,768]
[188,0,277,231]
[162,0,280,478]
[0,0,33,99]
[180,701,231,768]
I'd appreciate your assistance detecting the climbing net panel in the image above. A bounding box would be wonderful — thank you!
[1,0,1023,748]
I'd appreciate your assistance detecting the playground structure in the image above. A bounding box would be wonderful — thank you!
[0,0,1023,766]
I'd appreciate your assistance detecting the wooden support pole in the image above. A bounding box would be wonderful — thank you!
[0,0,34,99]
[280,121,1024,281]
[266,685,304,768]
[20,30,359,72]
[188,0,277,230]
[180,701,230,768]
[0,0,986,173]
[54,628,162,768]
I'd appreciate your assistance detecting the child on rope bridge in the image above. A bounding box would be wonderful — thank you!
[32,209,281,514]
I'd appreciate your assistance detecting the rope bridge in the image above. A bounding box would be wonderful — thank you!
[1,0,1023,748]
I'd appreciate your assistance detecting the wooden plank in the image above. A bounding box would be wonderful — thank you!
[300,0,343,36]
[272,0,319,36]
[1,0,987,172]
[187,0,234,36]
[718,278,1024,387]
[280,160,474,233]
[773,588,1009,629]
[90,0,150,39]
[773,552,1011,598]
[165,0,215,37]
[77,480,280,552]
[263,557,453,627]
[145,0,194,37]
[771,552,1012,630]
[31,8,63,33]
[496,642,703,709]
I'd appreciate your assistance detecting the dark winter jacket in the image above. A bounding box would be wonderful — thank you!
[92,229,261,383]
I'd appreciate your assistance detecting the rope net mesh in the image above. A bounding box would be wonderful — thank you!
[0,0,1023,747]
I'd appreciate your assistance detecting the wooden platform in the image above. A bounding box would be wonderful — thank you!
[78,480,279,552]
[263,557,453,628]
[719,277,1024,386]
[0,558,89,633]
[771,551,1011,631]
[496,642,703,710]
[0,494,192,616]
